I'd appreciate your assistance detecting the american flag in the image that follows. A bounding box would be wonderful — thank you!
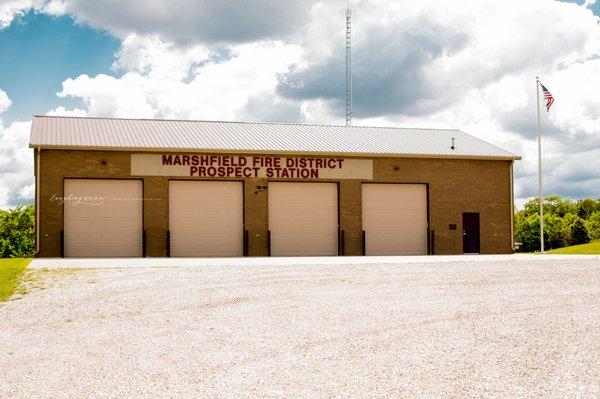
[540,83,554,112]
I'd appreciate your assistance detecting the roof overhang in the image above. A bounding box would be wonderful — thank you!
[28,144,522,161]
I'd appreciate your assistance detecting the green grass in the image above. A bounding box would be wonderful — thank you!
[547,241,600,255]
[0,258,32,301]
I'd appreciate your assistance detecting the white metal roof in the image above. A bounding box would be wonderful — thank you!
[29,115,520,160]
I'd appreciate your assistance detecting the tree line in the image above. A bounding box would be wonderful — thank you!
[515,196,600,252]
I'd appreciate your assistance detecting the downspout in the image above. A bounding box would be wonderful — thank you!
[510,160,515,252]
[35,147,40,255]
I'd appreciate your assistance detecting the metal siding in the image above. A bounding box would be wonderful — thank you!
[64,179,143,257]
[362,184,428,256]
[269,182,338,256]
[29,116,520,160]
[169,181,243,257]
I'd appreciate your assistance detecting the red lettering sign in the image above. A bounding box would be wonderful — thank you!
[165,154,345,179]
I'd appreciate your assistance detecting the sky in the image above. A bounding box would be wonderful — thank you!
[0,0,600,209]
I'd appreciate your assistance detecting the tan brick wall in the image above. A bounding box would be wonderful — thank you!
[37,149,514,257]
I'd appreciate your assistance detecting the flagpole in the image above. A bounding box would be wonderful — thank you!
[535,76,545,253]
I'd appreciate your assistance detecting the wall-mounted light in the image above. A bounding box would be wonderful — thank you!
[254,185,268,194]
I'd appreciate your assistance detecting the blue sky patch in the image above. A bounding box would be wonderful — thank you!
[0,12,119,123]
[561,0,600,14]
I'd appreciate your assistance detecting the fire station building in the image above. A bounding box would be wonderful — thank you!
[29,116,520,258]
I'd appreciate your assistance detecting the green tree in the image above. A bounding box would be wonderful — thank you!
[0,205,35,258]
[515,212,540,252]
[587,211,600,241]
[563,214,589,246]
[570,218,590,245]
[514,199,577,251]
[522,195,577,218]
[543,213,569,249]
[577,198,600,220]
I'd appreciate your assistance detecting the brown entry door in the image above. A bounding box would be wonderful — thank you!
[462,213,480,254]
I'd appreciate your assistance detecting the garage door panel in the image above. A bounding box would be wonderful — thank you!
[362,184,427,256]
[169,181,243,257]
[269,182,338,256]
[64,179,143,257]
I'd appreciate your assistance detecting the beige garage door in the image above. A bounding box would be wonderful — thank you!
[269,182,338,256]
[64,179,143,257]
[362,184,428,255]
[169,181,243,257]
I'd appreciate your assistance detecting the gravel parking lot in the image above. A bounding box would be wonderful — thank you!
[2,257,600,398]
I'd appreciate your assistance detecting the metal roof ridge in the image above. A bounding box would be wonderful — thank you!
[31,115,462,132]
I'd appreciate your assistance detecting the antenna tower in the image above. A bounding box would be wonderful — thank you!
[345,0,352,126]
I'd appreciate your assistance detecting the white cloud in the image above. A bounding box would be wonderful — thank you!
[0,0,65,28]
[0,89,33,209]
[0,89,11,113]
[46,106,87,117]
[35,0,316,44]
[547,60,600,140]
[57,35,303,120]
[0,118,33,208]
[0,0,32,28]
[17,182,34,201]
[111,33,211,79]
[58,73,157,118]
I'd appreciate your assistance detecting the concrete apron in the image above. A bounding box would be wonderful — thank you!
[29,254,600,269]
